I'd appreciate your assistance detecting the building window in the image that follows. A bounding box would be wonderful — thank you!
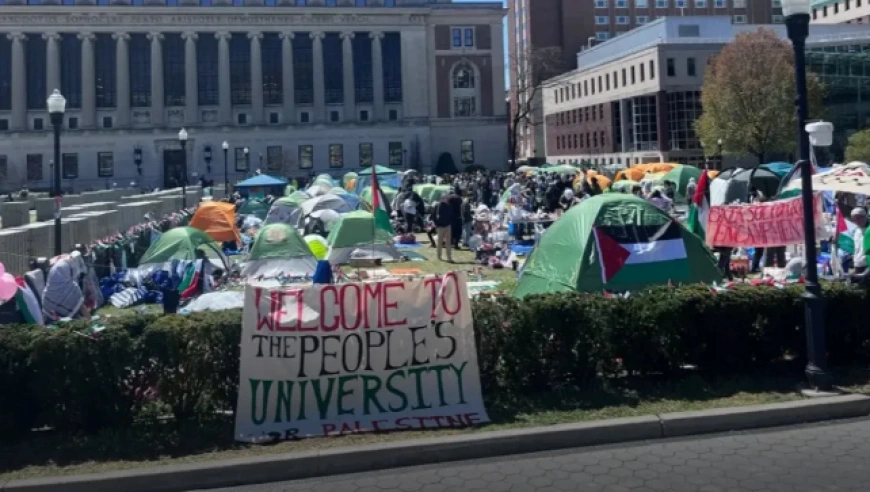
[293,34,313,104]
[270,112,280,124]
[230,34,252,105]
[267,146,283,172]
[714,0,725,7]
[130,34,151,108]
[667,57,676,76]
[95,34,116,108]
[383,33,403,103]
[33,118,44,131]
[360,143,374,167]
[25,35,46,111]
[262,33,283,106]
[772,14,784,23]
[695,0,707,6]
[360,110,369,121]
[667,91,702,151]
[733,14,748,23]
[389,141,403,167]
[238,113,248,125]
[60,35,81,109]
[62,153,78,179]
[299,145,313,169]
[772,0,782,6]
[389,109,398,120]
[687,57,696,76]
[630,66,636,84]
[464,28,474,47]
[733,0,746,7]
[27,154,43,181]
[632,95,658,151]
[353,35,374,104]
[102,116,113,128]
[460,140,474,164]
[595,16,609,25]
[0,37,10,111]
[198,34,218,106]
[68,117,78,129]
[636,15,649,24]
[650,60,656,79]
[329,144,343,168]
[676,0,686,7]
[640,63,645,81]
[636,0,648,6]
[452,28,462,47]
[616,0,627,6]
[655,0,667,7]
[595,0,607,7]
[596,32,610,41]
[235,147,249,172]
[163,33,185,107]
[0,155,6,183]
[299,111,310,123]
[616,16,629,24]
[330,110,340,122]
[97,152,114,178]
[324,33,344,104]
[451,61,479,117]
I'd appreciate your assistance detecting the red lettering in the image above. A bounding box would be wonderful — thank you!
[371,419,388,432]
[382,281,407,328]
[395,417,411,430]
[424,277,442,318]
[440,272,462,316]
[464,412,482,425]
[319,286,339,332]
[339,284,362,331]
[255,288,274,332]
[363,282,383,329]
[322,423,336,436]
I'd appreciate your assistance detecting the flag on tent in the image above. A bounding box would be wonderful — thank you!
[14,279,43,326]
[686,169,710,240]
[370,168,394,235]
[835,208,856,255]
[593,221,688,283]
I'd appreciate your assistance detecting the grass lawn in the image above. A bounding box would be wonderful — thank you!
[3,366,870,481]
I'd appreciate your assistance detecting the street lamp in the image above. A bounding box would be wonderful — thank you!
[204,145,212,175]
[47,89,65,257]
[222,141,229,193]
[244,147,250,174]
[178,127,188,208]
[784,0,830,391]
[716,138,723,170]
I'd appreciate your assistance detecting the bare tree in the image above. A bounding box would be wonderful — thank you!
[508,45,567,169]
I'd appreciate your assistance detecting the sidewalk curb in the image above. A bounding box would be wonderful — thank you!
[5,394,870,492]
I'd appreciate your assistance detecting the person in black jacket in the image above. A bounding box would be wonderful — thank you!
[445,189,463,249]
[433,196,454,262]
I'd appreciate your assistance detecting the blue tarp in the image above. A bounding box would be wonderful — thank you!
[235,174,288,188]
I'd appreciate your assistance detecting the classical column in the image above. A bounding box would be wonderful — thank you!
[148,32,164,127]
[7,33,26,131]
[340,31,355,120]
[426,25,437,119]
[370,31,384,122]
[113,32,130,128]
[79,32,96,128]
[249,32,264,125]
[43,32,61,100]
[280,32,295,123]
[216,31,232,125]
[310,31,325,123]
[182,32,198,125]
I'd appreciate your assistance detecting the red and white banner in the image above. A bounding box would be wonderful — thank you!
[706,194,826,248]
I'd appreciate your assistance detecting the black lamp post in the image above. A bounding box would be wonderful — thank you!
[244,147,250,175]
[222,141,229,193]
[716,138,723,170]
[178,128,189,208]
[204,145,212,176]
[133,146,143,177]
[47,89,66,257]
[784,0,830,391]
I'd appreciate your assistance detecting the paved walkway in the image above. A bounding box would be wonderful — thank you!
[211,418,870,491]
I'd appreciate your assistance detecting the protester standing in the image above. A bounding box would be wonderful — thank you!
[446,188,463,249]
[433,195,454,262]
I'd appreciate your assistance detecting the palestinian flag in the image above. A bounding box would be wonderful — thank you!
[686,169,710,241]
[370,168,394,235]
[835,208,856,255]
[593,221,687,284]
[14,278,43,325]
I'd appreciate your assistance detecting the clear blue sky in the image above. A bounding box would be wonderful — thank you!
[454,0,510,89]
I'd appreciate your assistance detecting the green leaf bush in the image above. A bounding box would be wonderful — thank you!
[0,283,868,438]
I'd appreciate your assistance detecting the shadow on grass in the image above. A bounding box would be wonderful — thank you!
[1,364,866,476]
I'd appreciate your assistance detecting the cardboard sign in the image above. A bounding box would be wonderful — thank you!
[706,194,826,248]
[235,272,490,442]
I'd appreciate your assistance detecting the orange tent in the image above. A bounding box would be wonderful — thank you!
[707,170,721,179]
[190,201,242,244]
[648,163,679,173]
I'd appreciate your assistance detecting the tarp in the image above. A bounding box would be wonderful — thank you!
[241,223,317,278]
[514,194,721,296]
[237,198,271,221]
[234,174,288,188]
[189,201,241,244]
[138,226,229,270]
[326,210,402,264]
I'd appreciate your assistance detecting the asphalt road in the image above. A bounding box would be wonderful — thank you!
[207,418,870,492]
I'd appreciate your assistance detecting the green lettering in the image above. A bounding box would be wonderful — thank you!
[430,364,451,407]
[361,375,387,415]
[449,362,468,404]
[297,380,308,421]
[407,366,432,410]
[311,377,336,420]
[249,378,273,426]
[337,375,358,416]
[274,380,294,423]
[386,369,408,413]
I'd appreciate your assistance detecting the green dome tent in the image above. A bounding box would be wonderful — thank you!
[241,223,317,278]
[326,210,402,264]
[237,198,270,220]
[283,190,311,206]
[514,194,721,296]
[360,185,398,209]
[138,226,229,272]
[661,165,704,202]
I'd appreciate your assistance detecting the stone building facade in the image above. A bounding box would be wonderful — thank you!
[0,2,506,192]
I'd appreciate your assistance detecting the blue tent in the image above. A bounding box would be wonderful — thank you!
[760,162,793,178]
[234,174,288,188]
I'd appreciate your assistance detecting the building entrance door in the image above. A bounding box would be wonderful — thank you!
[163,149,185,189]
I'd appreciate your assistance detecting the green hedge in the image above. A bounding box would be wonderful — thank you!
[1,283,869,438]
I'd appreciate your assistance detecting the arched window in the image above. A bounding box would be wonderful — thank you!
[451,61,479,118]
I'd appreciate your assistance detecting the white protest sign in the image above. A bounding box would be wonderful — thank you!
[235,272,490,442]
